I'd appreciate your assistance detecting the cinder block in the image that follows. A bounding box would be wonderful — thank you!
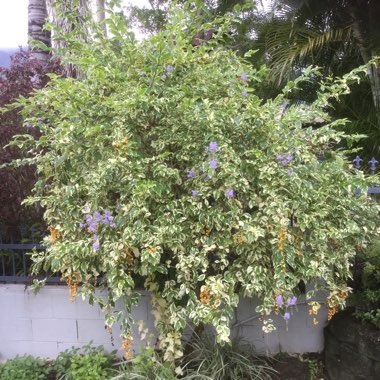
[77,319,115,344]
[4,318,33,341]
[0,341,33,360]
[32,319,78,342]
[30,341,58,359]
[26,293,54,318]
[278,326,324,353]
[235,297,262,323]
[75,297,102,319]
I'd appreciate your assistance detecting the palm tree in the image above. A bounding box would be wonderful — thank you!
[28,0,51,62]
[256,0,380,155]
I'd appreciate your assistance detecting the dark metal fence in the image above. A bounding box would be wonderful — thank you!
[0,225,60,284]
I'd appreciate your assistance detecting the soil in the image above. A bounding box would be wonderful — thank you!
[269,353,327,380]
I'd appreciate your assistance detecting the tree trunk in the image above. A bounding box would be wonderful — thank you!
[28,0,51,62]
[45,0,89,77]
[96,0,107,35]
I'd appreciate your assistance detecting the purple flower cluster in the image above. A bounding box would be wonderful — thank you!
[93,235,100,250]
[188,142,235,199]
[209,141,218,153]
[276,295,284,308]
[277,153,293,167]
[276,295,297,321]
[288,296,297,306]
[226,189,234,198]
[241,73,248,81]
[165,65,174,73]
[80,209,116,250]
[187,169,197,178]
[210,159,218,170]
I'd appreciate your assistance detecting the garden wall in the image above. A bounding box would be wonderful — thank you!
[0,284,328,360]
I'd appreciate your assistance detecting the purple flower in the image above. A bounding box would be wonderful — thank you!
[209,141,218,153]
[242,91,248,97]
[104,210,112,218]
[210,159,218,170]
[93,235,100,250]
[79,223,86,229]
[276,295,284,308]
[241,73,248,81]
[287,169,294,176]
[88,224,96,232]
[110,223,116,228]
[284,312,291,321]
[202,173,211,180]
[187,169,197,178]
[287,296,297,306]
[165,65,174,72]
[94,212,102,222]
[226,189,234,198]
[277,155,283,161]
[286,154,293,161]
[281,160,288,167]
[84,206,90,213]
[191,190,198,197]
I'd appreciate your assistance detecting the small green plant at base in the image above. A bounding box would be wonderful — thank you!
[112,347,177,380]
[53,344,116,380]
[0,355,52,380]
[181,334,277,380]
[307,358,324,380]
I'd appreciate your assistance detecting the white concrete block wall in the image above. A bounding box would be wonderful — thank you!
[0,284,328,360]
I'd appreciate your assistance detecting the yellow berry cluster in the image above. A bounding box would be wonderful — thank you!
[233,231,246,245]
[200,286,211,304]
[49,226,61,243]
[113,137,129,150]
[64,272,80,303]
[120,247,135,276]
[122,337,133,360]
[308,301,320,326]
[327,290,348,320]
[277,228,287,251]
[148,246,157,254]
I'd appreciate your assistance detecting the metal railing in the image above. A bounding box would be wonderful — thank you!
[0,225,60,284]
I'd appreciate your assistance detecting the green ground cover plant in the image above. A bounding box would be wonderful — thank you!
[4,0,380,367]
[0,345,116,380]
[53,344,116,380]
[0,355,52,380]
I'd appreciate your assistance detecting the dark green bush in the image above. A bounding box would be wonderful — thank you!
[0,355,52,380]
[353,238,380,328]
[53,344,116,380]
